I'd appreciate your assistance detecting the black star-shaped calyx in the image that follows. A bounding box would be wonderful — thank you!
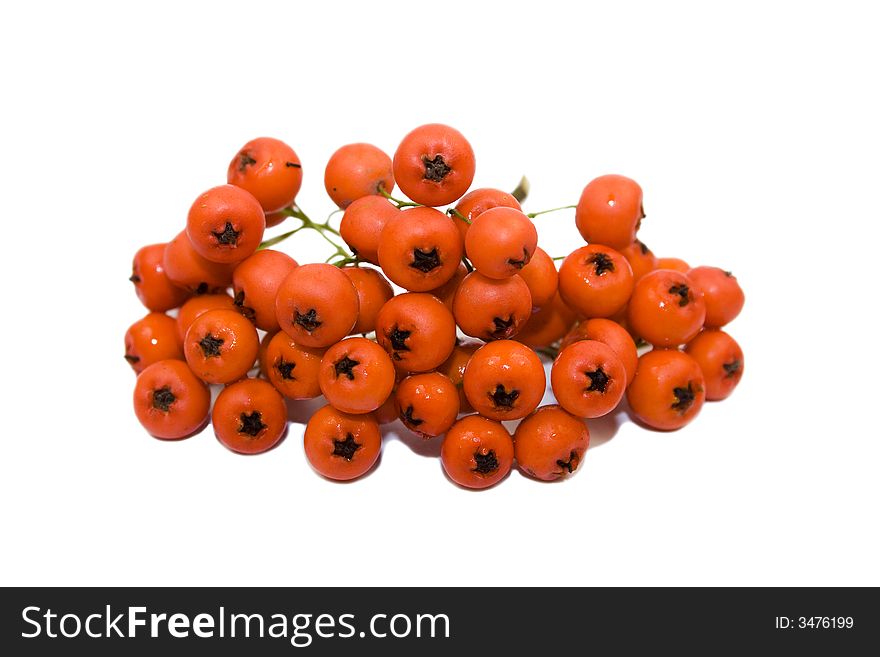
[489,384,519,409]
[401,405,423,427]
[238,151,256,172]
[668,283,691,307]
[472,449,499,475]
[294,308,322,332]
[152,386,176,412]
[211,221,240,246]
[388,326,411,359]
[723,359,741,378]
[275,357,296,380]
[409,247,441,273]
[422,154,451,182]
[332,433,362,461]
[588,252,615,276]
[507,247,530,269]
[672,382,696,413]
[585,366,610,393]
[233,290,256,322]
[491,315,515,339]
[556,450,580,474]
[334,356,360,380]
[199,334,224,357]
[238,411,267,437]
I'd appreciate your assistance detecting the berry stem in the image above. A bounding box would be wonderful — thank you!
[378,184,422,209]
[258,205,356,267]
[283,205,342,236]
[258,225,306,250]
[448,207,471,224]
[527,204,576,219]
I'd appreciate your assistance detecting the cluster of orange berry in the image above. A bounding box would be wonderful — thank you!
[125,123,744,489]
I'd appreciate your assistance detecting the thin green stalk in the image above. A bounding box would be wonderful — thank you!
[378,185,422,209]
[527,204,576,219]
[258,226,305,250]
[448,207,471,224]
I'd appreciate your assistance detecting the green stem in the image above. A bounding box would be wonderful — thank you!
[330,255,361,268]
[378,185,422,209]
[259,205,348,257]
[448,208,471,224]
[258,226,305,250]
[551,255,566,261]
[527,204,576,219]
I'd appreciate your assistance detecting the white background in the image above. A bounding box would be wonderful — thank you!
[1,1,878,586]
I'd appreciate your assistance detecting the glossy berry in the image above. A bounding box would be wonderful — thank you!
[687,266,745,328]
[324,143,394,209]
[462,340,546,421]
[124,312,184,374]
[627,269,706,347]
[558,244,634,318]
[452,272,532,342]
[318,337,396,414]
[163,230,235,294]
[393,123,475,206]
[133,359,210,440]
[560,318,638,387]
[551,340,627,418]
[339,196,400,265]
[232,249,298,332]
[626,349,706,431]
[303,405,382,481]
[263,331,325,400]
[186,184,266,264]
[375,292,457,372]
[685,329,744,401]
[575,174,644,249]
[130,243,190,312]
[275,263,360,348]
[514,405,590,481]
[452,187,522,243]
[175,292,237,342]
[441,415,514,490]
[212,378,288,454]
[396,372,460,438]
[377,206,463,291]
[183,309,259,384]
[227,137,302,212]
[465,207,538,279]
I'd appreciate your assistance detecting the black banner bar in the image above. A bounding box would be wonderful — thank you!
[1,587,876,655]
